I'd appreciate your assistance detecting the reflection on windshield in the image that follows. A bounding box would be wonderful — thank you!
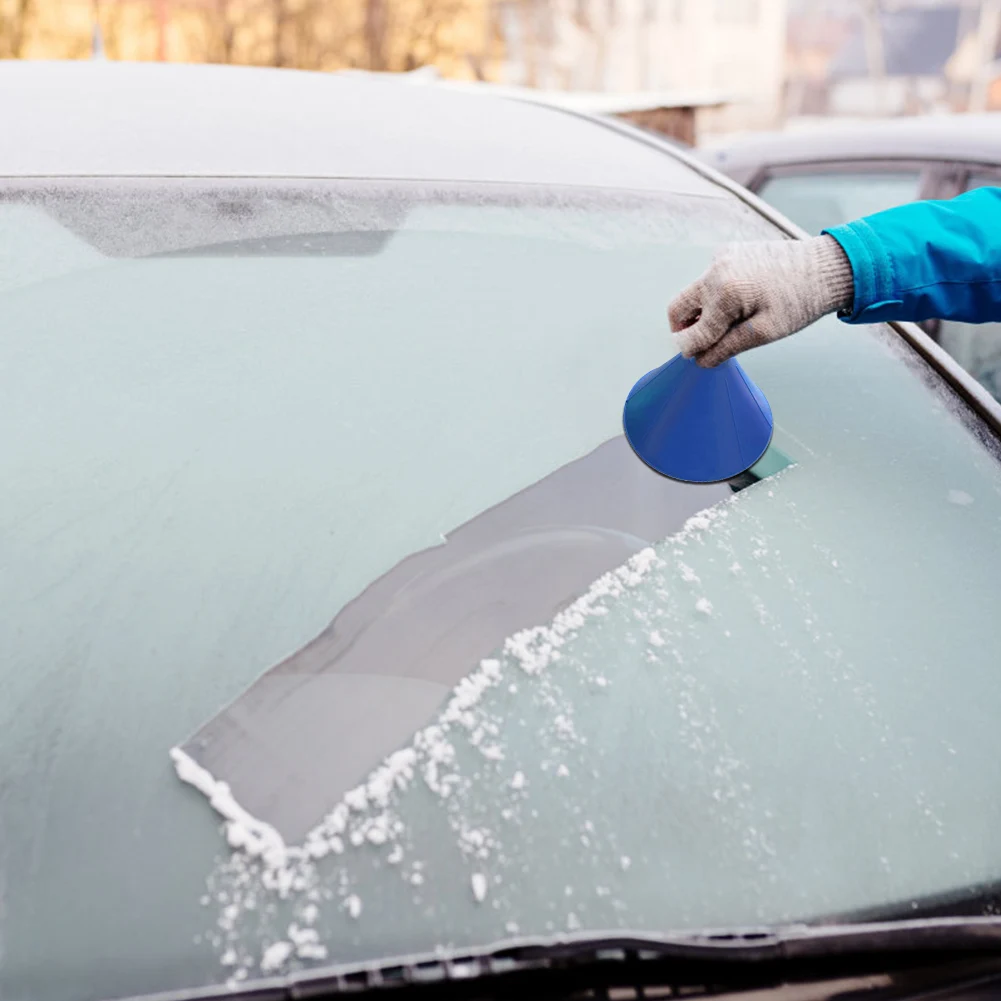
[0,179,762,260]
[0,203,107,294]
[176,436,736,844]
[187,501,731,981]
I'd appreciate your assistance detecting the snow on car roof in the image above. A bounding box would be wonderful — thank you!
[0,61,720,195]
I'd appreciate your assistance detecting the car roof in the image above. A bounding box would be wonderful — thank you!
[0,60,718,196]
[700,113,1001,184]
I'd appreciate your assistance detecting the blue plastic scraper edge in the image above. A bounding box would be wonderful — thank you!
[623,353,774,484]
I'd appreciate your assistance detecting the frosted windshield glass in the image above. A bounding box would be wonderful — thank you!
[0,181,776,1001]
[5,180,1001,1000]
[198,313,1001,981]
[7,180,1001,1001]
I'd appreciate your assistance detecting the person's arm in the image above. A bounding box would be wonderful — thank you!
[671,186,1001,367]
[825,186,1001,325]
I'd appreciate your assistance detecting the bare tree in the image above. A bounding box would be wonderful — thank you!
[861,0,885,78]
[152,0,500,76]
[363,0,387,68]
[465,0,500,79]
[970,0,1001,111]
[396,0,471,70]
[198,0,242,62]
[0,0,34,57]
[94,0,130,59]
[352,0,488,73]
[281,0,364,70]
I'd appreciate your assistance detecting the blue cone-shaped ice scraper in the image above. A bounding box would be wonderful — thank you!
[623,354,773,483]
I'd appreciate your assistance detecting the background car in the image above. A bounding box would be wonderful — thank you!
[700,114,1001,401]
[6,60,1001,1001]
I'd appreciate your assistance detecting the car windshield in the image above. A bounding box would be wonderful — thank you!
[4,178,1001,1001]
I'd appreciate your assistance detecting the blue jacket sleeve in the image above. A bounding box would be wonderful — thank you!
[823,186,1001,325]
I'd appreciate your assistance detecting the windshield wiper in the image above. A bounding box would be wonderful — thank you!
[129,917,1001,1001]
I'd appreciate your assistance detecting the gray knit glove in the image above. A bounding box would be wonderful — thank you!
[668,236,855,367]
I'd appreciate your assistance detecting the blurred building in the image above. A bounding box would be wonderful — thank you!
[785,0,1001,118]
[946,0,1001,110]
[829,4,962,114]
[496,0,789,133]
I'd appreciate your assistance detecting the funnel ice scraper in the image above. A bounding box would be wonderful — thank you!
[623,353,773,484]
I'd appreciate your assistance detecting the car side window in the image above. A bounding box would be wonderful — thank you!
[937,320,1001,402]
[756,170,922,235]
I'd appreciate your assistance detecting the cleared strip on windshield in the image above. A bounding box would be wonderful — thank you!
[174,436,791,844]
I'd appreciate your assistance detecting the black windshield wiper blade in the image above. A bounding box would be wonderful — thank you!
[123,917,1001,1001]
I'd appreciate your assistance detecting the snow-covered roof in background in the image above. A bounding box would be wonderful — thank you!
[0,60,719,196]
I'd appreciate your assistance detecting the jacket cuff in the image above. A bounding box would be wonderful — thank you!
[822,219,903,324]
[810,235,855,314]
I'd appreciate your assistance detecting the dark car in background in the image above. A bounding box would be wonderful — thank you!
[701,114,1001,401]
